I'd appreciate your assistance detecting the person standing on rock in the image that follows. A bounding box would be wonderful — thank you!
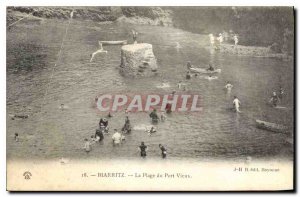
[132,29,138,44]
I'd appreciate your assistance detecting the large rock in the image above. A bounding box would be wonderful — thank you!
[120,43,158,77]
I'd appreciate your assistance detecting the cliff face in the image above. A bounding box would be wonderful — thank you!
[7,6,173,26]
[7,6,294,54]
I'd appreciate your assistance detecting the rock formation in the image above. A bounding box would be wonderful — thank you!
[120,43,158,77]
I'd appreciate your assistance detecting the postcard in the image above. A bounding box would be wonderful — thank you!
[6,6,294,191]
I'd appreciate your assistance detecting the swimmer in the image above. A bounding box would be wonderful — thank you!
[186,61,192,70]
[217,33,224,44]
[177,81,183,89]
[139,142,147,158]
[125,108,129,115]
[122,116,132,133]
[159,144,167,158]
[107,112,113,118]
[147,126,157,136]
[112,129,122,145]
[90,135,97,145]
[175,42,182,49]
[95,129,104,142]
[207,64,215,71]
[83,138,92,153]
[269,91,280,107]
[205,75,218,80]
[90,42,107,62]
[186,71,191,80]
[233,96,241,113]
[150,109,159,123]
[59,103,65,111]
[225,81,233,91]
[14,133,19,142]
[99,118,109,133]
[233,34,239,46]
[209,33,215,46]
[279,86,284,100]
[161,111,166,121]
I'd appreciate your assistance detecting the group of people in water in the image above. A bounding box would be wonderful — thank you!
[183,59,284,113]
[82,110,168,159]
[269,87,285,107]
[82,27,287,157]
[209,30,239,49]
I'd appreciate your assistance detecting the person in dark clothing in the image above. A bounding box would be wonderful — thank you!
[95,129,104,142]
[165,103,172,114]
[186,71,191,80]
[186,61,192,70]
[207,64,215,71]
[122,116,132,133]
[149,109,159,123]
[159,144,167,158]
[139,142,147,158]
[99,118,109,132]
[99,118,108,127]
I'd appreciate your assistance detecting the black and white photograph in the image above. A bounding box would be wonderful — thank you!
[6,5,294,191]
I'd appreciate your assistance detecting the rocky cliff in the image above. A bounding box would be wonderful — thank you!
[7,6,173,27]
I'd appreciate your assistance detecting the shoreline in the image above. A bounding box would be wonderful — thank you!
[205,44,293,60]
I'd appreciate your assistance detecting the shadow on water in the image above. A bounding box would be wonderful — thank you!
[7,42,56,73]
